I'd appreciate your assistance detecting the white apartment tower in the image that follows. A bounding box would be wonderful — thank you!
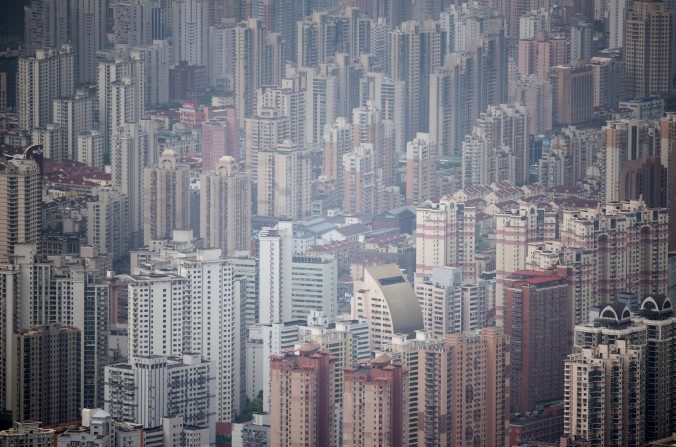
[105,354,213,430]
[127,274,189,358]
[415,267,463,336]
[258,221,294,325]
[178,249,244,422]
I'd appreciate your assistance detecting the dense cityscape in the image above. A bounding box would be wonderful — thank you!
[0,0,674,445]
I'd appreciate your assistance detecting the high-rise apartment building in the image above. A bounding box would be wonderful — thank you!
[0,156,42,263]
[130,40,171,108]
[73,0,106,84]
[143,149,191,245]
[515,75,553,136]
[256,141,311,220]
[23,0,72,52]
[51,90,95,161]
[202,119,237,171]
[323,116,353,194]
[171,0,208,65]
[257,79,306,148]
[591,53,623,109]
[359,73,406,154]
[18,45,74,132]
[560,200,668,303]
[77,130,104,169]
[233,18,282,125]
[353,103,396,187]
[415,197,477,283]
[14,324,81,426]
[518,31,569,82]
[304,64,340,145]
[564,340,644,446]
[111,121,155,247]
[127,274,189,357]
[623,0,673,98]
[405,133,436,206]
[269,344,337,447]
[200,156,251,256]
[245,108,290,182]
[390,20,443,140]
[504,270,570,413]
[258,221,293,325]
[352,264,424,351]
[177,250,244,422]
[97,54,131,150]
[634,295,676,441]
[342,355,408,447]
[495,204,557,321]
[603,118,660,203]
[342,144,377,216]
[660,113,676,250]
[298,311,370,440]
[86,187,130,262]
[415,267,463,336]
[111,0,154,46]
[418,327,510,447]
[105,354,213,430]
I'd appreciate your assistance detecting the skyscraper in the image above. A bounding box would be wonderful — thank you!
[564,340,644,445]
[258,221,294,325]
[405,133,436,205]
[18,45,74,131]
[269,344,337,447]
[342,144,377,216]
[171,0,209,65]
[105,354,213,430]
[0,155,41,263]
[418,327,510,447]
[111,121,154,247]
[623,0,673,98]
[256,141,311,220]
[660,113,676,250]
[504,269,570,413]
[200,156,252,256]
[342,355,409,447]
[143,149,191,245]
[390,20,443,140]
[13,324,81,426]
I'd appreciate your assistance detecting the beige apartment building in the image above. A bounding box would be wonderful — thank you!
[418,327,510,447]
[200,156,251,256]
[143,149,191,245]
